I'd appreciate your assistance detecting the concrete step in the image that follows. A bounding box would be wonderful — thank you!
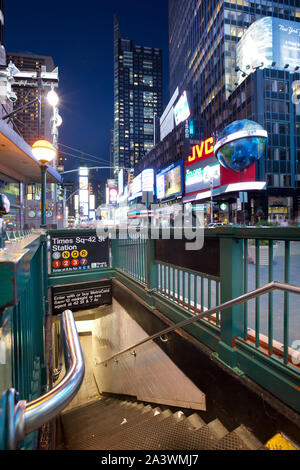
[212,424,264,450]
[86,409,171,450]
[59,400,162,450]
[59,401,167,450]
[57,396,265,451]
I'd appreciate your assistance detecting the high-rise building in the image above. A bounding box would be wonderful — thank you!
[0,0,10,119]
[168,0,300,220]
[0,0,4,63]
[6,52,56,146]
[169,0,299,134]
[113,15,163,173]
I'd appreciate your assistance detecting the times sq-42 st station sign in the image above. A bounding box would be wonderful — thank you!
[50,232,109,273]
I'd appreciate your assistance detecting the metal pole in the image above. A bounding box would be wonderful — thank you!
[41,164,47,228]
[210,178,213,224]
[38,68,42,138]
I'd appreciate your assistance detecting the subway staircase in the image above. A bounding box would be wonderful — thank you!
[56,396,266,451]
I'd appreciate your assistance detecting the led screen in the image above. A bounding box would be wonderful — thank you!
[156,163,183,201]
[185,160,220,195]
[173,91,191,126]
[142,169,154,193]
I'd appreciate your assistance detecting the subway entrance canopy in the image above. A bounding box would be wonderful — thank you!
[0,119,62,184]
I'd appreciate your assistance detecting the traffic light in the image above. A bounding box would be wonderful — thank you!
[128,172,134,184]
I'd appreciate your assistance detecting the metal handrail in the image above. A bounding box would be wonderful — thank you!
[95,281,300,367]
[3,309,85,449]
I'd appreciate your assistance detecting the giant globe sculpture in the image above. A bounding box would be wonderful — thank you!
[214,120,268,172]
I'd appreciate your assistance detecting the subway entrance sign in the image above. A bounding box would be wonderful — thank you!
[50,231,109,274]
[52,279,112,315]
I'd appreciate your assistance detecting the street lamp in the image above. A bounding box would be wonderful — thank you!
[32,140,56,228]
[47,88,59,107]
[47,86,61,155]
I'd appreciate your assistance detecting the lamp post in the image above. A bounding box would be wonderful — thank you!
[210,178,214,224]
[32,140,56,228]
[47,87,61,157]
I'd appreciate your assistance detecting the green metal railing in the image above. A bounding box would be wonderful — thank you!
[0,226,300,449]
[156,261,221,324]
[112,227,300,413]
[0,232,48,449]
[113,234,147,284]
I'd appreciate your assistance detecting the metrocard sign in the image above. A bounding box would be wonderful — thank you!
[185,137,214,166]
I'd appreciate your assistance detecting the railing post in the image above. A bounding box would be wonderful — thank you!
[214,236,244,375]
[146,237,157,305]
[111,238,119,270]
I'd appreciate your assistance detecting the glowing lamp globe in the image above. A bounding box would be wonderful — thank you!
[32,140,56,164]
[214,120,268,172]
[47,89,59,107]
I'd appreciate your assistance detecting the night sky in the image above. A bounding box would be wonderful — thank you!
[5,0,169,183]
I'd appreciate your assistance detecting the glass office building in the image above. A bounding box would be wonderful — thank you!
[169,0,300,220]
[6,52,55,146]
[113,15,163,173]
[0,0,4,60]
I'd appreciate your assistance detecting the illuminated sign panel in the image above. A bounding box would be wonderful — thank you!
[142,169,154,193]
[185,160,220,195]
[118,169,124,196]
[109,188,118,205]
[156,162,183,201]
[130,173,142,200]
[79,167,89,218]
[236,17,300,81]
[173,91,191,126]
[129,169,154,200]
[186,137,214,166]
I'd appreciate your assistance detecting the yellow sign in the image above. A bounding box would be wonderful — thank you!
[62,251,70,259]
[80,250,88,258]
[71,251,79,258]
[266,433,297,450]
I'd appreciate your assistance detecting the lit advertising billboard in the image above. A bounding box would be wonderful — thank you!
[109,187,118,205]
[79,167,89,217]
[129,173,142,201]
[142,169,154,193]
[173,91,191,126]
[156,162,183,201]
[185,160,220,195]
[237,18,300,76]
[129,169,154,201]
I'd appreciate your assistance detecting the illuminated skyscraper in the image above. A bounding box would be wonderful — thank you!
[113,15,163,173]
[6,52,56,146]
[168,0,300,219]
[169,0,299,135]
[0,0,4,64]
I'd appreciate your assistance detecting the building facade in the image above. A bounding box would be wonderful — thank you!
[226,67,300,220]
[113,15,163,173]
[136,119,203,174]
[0,0,4,65]
[6,52,56,146]
[167,0,300,220]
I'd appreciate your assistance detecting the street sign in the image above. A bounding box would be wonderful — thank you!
[52,279,112,315]
[50,231,109,273]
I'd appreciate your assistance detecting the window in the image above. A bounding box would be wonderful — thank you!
[143,75,153,86]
